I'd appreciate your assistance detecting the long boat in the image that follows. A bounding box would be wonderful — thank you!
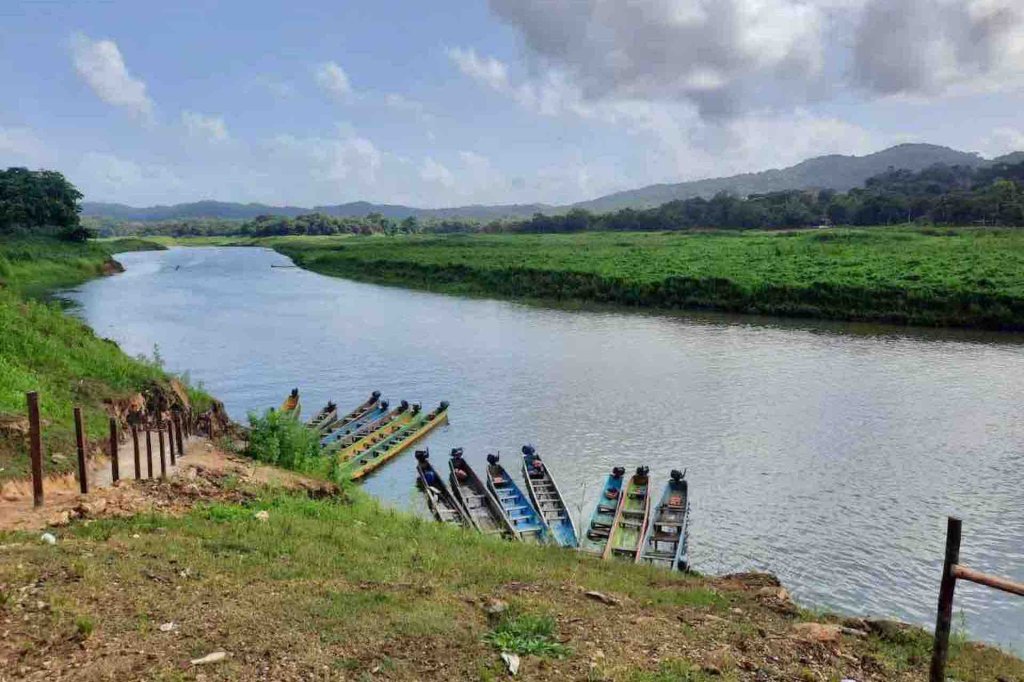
[332,405,415,460]
[604,466,652,561]
[414,449,470,526]
[324,401,408,454]
[343,402,449,481]
[639,469,690,571]
[485,454,551,544]
[279,388,301,420]
[578,467,626,556]
[320,391,381,441]
[306,401,338,433]
[448,449,515,537]
[520,445,578,548]
[321,405,389,447]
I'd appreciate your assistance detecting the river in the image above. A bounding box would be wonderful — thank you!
[63,246,1023,650]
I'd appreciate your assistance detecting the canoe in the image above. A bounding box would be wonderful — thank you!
[320,404,389,447]
[448,449,515,537]
[578,467,626,556]
[639,469,690,571]
[415,449,470,526]
[605,466,652,561]
[324,401,409,455]
[306,401,338,433]
[344,402,449,481]
[520,445,578,548]
[320,391,381,440]
[485,454,551,544]
[280,388,301,420]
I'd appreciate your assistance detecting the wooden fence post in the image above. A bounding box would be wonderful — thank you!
[930,516,962,682]
[26,391,44,508]
[174,414,185,458]
[168,418,177,466]
[109,418,119,483]
[145,429,154,478]
[131,424,141,480]
[73,407,88,494]
[158,422,167,477]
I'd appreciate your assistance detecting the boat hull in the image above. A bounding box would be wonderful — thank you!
[578,472,625,556]
[449,456,514,537]
[486,461,550,544]
[521,451,578,548]
[605,472,652,561]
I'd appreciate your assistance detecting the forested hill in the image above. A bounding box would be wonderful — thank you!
[81,143,1020,222]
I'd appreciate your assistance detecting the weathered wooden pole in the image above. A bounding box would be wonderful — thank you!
[930,516,962,682]
[73,407,88,494]
[167,418,177,466]
[26,391,44,508]
[109,418,119,483]
[174,413,185,458]
[131,423,141,480]
[145,428,154,478]
[158,422,167,477]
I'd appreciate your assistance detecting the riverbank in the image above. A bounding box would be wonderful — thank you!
[3,457,1022,681]
[256,228,1024,330]
[0,236,211,483]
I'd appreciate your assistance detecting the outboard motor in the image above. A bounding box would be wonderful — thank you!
[670,469,684,482]
[612,466,625,478]
[414,449,429,462]
[450,447,464,458]
[486,453,500,466]
[412,403,422,415]
[380,400,389,411]
[522,445,535,456]
[327,401,336,411]
[371,390,382,400]
[636,465,650,479]
[399,400,409,411]
[439,401,449,410]
[290,388,299,399]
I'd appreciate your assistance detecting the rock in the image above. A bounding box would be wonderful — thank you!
[190,651,227,666]
[50,454,67,464]
[47,511,71,527]
[757,586,791,602]
[158,622,178,632]
[584,591,621,606]
[792,622,843,643]
[483,598,509,616]
[40,533,57,545]
[79,499,108,515]
[254,510,270,522]
[500,652,520,676]
[841,627,868,638]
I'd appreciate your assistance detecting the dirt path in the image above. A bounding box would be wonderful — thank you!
[0,436,329,532]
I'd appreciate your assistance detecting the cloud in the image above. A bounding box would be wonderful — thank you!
[852,0,1024,96]
[181,111,229,143]
[75,152,182,203]
[0,126,53,166]
[268,126,381,184]
[419,157,455,188]
[977,127,1024,157]
[70,34,153,118]
[315,61,353,98]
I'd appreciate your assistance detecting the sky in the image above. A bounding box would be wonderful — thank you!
[1,0,1023,208]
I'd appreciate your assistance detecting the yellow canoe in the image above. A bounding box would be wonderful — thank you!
[347,403,449,481]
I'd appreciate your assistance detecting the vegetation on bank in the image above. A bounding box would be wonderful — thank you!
[265,228,1024,330]
[0,236,205,482]
[3,479,1021,680]
[1,168,92,241]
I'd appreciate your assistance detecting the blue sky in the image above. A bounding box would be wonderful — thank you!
[1,0,1023,207]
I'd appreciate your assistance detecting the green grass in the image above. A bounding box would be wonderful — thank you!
[483,612,570,658]
[0,236,205,482]
[258,228,1024,329]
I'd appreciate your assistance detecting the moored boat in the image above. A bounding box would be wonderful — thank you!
[448,449,515,537]
[520,445,578,548]
[280,388,301,419]
[331,404,414,460]
[306,401,338,433]
[320,391,382,440]
[320,403,389,447]
[485,454,551,544]
[324,400,408,453]
[343,402,449,480]
[578,467,626,556]
[605,466,652,561]
[415,449,469,526]
[639,469,690,571]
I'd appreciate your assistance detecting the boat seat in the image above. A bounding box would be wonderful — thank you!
[597,504,617,514]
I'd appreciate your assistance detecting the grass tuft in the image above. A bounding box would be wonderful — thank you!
[483,612,570,658]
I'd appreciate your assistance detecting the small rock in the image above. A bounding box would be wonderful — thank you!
[40,533,57,545]
[501,652,520,676]
[483,598,509,616]
[50,453,67,464]
[158,622,178,632]
[132,534,141,539]
[841,627,868,638]
[47,511,71,527]
[254,510,270,522]
[190,651,227,666]
[792,622,843,643]
[35,600,48,611]
[584,591,620,606]
[730,607,744,615]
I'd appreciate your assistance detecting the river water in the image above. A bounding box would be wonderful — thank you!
[64,246,1023,650]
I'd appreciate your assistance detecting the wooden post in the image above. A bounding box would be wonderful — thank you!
[168,418,177,466]
[145,429,154,478]
[131,424,141,480]
[73,407,88,494]
[930,516,962,682]
[158,422,167,477]
[26,391,44,508]
[174,414,185,458]
[109,418,119,483]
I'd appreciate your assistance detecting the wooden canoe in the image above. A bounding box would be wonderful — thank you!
[639,470,689,570]
[324,400,408,454]
[306,401,338,433]
[415,449,470,526]
[344,402,449,481]
[604,466,652,561]
[485,454,551,544]
[279,388,301,420]
[520,445,578,548]
[320,391,381,440]
[578,467,626,556]
[448,449,515,538]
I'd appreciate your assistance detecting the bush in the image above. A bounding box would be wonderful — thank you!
[245,408,321,471]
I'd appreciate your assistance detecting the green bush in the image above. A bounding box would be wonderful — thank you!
[245,408,321,471]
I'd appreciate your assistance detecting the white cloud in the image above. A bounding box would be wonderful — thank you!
[0,126,53,166]
[268,126,381,184]
[75,152,182,203]
[977,127,1024,157]
[70,34,153,118]
[315,61,353,98]
[181,111,229,143]
[419,157,455,188]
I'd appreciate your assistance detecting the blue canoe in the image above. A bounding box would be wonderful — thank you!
[485,454,551,544]
[321,403,388,447]
[639,469,690,571]
[578,467,627,556]
[520,446,578,548]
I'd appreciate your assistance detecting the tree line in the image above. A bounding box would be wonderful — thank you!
[0,168,90,241]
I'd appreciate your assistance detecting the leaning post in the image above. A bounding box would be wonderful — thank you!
[26,391,44,508]
[73,407,88,494]
[929,516,962,682]
[109,417,119,482]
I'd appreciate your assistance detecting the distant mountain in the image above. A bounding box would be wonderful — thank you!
[82,144,1020,222]
[571,144,988,213]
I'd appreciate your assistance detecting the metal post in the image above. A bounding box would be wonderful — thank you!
[73,407,88,494]
[145,429,154,478]
[930,516,962,682]
[109,418,119,483]
[131,424,141,480]
[27,392,44,508]
[174,414,185,458]
[158,422,167,477]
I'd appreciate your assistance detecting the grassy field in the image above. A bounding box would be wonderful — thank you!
[0,236,209,482]
[261,228,1024,330]
[3,477,1021,681]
